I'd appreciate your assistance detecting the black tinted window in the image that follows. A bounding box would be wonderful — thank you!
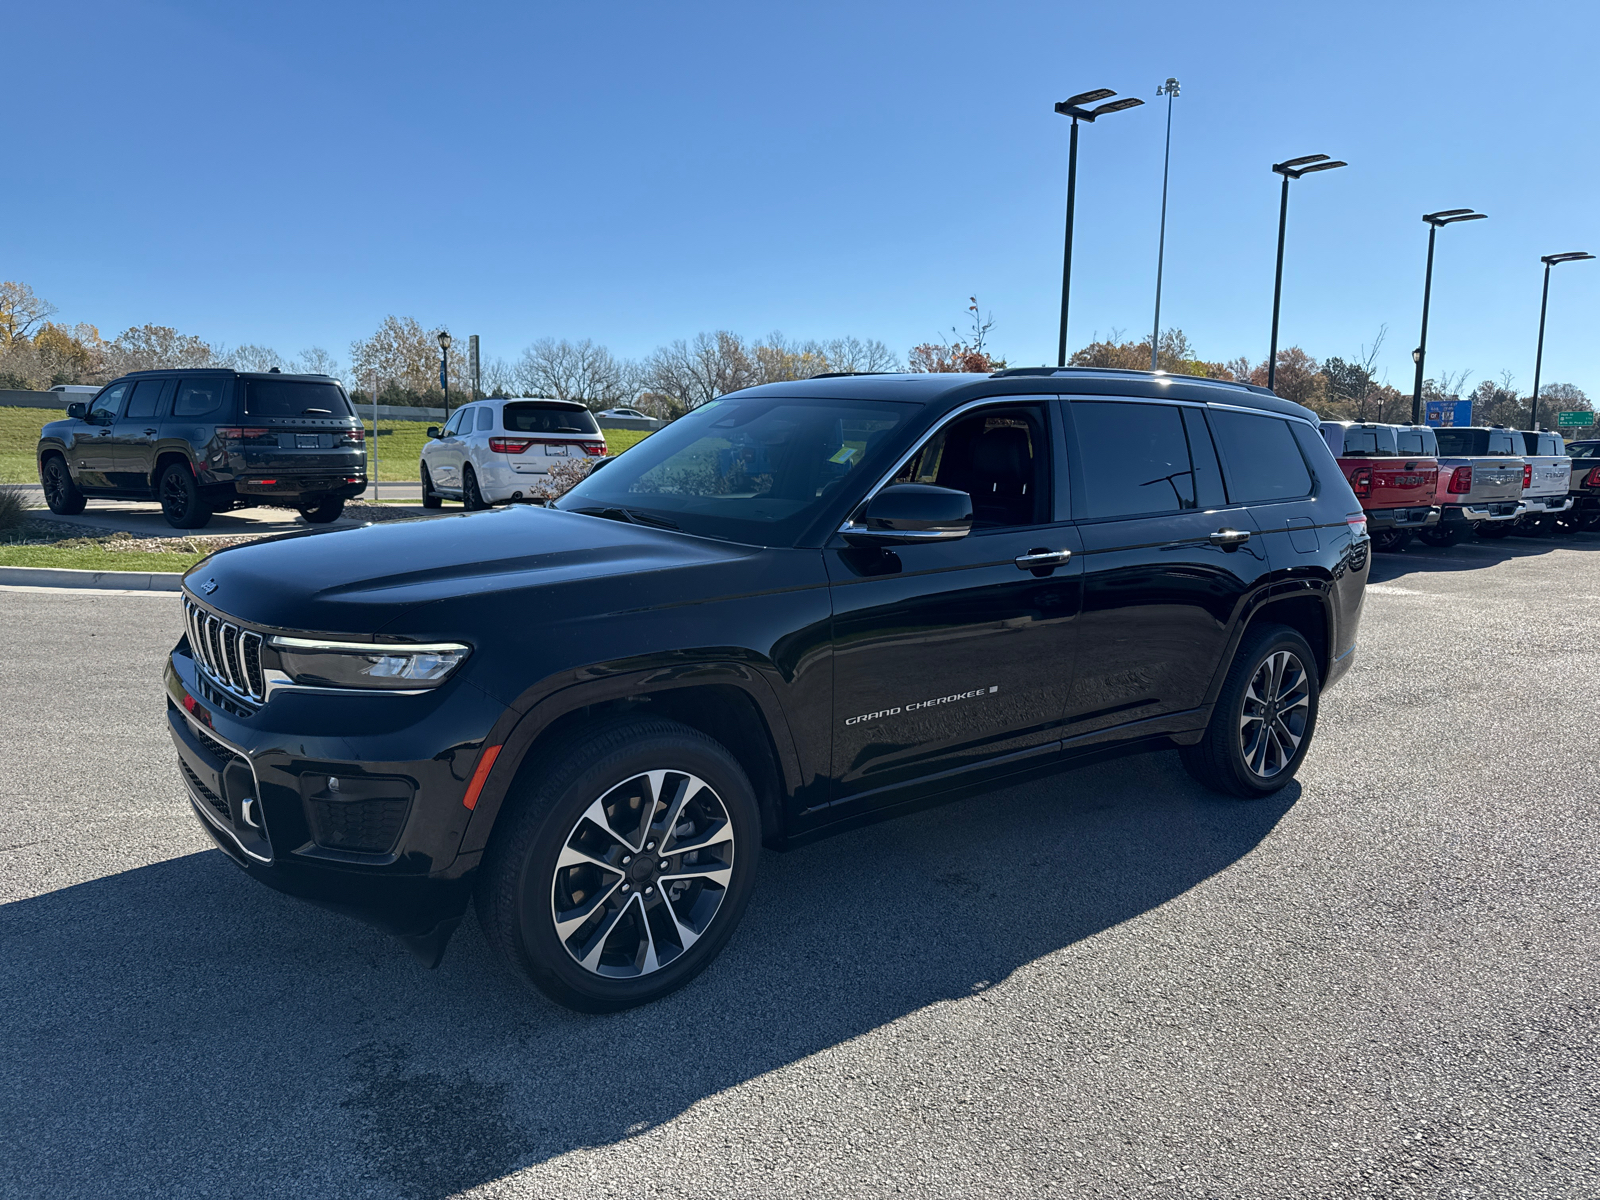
[125,378,166,419]
[476,406,493,431]
[1210,410,1312,503]
[1340,425,1396,456]
[1487,432,1516,455]
[1570,442,1600,460]
[1396,427,1436,455]
[245,380,352,417]
[1433,428,1483,455]
[174,378,229,418]
[504,403,600,434]
[1072,402,1196,518]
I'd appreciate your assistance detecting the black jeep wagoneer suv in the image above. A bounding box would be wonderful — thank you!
[167,368,1368,1011]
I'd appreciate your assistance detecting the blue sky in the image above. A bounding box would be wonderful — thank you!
[10,0,1599,396]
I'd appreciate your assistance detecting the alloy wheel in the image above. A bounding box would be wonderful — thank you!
[43,461,65,507]
[161,470,189,519]
[550,769,735,978]
[1238,650,1310,779]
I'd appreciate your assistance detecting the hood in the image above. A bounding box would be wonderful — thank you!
[186,506,755,636]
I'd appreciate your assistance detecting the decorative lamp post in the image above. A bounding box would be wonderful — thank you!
[438,330,453,419]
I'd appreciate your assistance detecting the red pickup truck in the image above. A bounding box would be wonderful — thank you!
[1318,421,1441,551]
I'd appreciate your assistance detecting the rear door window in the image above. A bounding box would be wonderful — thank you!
[1070,401,1197,518]
[1209,409,1313,503]
[125,378,168,419]
[503,403,600,434]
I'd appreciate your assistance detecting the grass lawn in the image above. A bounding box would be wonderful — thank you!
[2,405,657,485]
[0,543,205,573]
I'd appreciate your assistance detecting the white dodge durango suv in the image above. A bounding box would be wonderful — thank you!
[420,398,608,508]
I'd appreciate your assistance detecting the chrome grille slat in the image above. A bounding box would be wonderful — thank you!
[184,596,266,703]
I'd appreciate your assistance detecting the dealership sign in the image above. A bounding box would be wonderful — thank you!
[1424,400,1473,427]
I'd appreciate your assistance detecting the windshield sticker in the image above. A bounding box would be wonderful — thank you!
[845,686,999,726]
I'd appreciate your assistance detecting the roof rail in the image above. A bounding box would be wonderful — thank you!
[989,364,1277,398]
[809,371,896,379]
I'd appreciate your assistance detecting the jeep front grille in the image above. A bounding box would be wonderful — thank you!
[183,597,265,701]
[180,758,230,820]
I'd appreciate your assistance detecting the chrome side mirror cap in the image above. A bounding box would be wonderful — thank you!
[841,483,973,545]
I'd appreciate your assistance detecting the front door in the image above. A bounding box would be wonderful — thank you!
[430,407,469,489]
[71,381,128,489]
[822,401,1082,812]
[110,377,174,491]
[1062,399,1268,738]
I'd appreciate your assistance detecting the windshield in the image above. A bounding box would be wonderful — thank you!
[245,380,353,417]
[556,395,918,544]
[504,403,599,434]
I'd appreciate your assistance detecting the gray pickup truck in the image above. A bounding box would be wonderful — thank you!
[1418,426,1527,546]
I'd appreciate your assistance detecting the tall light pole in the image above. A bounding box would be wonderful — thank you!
[1053,88,1144,368]
[1410,209,1486,424]
[1149,77,1180,371]
[1529,252,1594,428]
[438,329,453,420]
[1265,153,1346,392]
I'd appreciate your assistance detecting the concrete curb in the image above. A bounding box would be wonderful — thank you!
[0,565,184,591]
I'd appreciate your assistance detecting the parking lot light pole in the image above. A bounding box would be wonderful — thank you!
[1410,209,1486,424]
[438,330,453,420]
[1530,252,1594,428]
[1149,78,1180,371]
[1054,88,1144,368]
[1266,154,1346,392]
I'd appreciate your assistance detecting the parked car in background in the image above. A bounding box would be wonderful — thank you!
[1506,429,1573,536]
[168,368,1368,1012]
[1419,426,1527,546]
[1318,420,1439,551]
[47,384,101,398]
[420,398,607,509]
[597,406,653,420]
[1565,439,1600,530]
[36,370,366,529]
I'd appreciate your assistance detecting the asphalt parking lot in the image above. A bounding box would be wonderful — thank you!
[2,534,1597,1199]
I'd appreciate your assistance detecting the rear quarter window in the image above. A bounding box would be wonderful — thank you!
[173,378,231,418]
[1210,409,1313,503]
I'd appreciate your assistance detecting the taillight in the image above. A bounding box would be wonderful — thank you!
[1447,466,1473,494]
[1350,467,1372,499]
[216,426,272,443]
[489,437,534,454]
[580,442,608,457]
[1522,464,1532,488]
[341,427,365,445]
[1346,514,1367,536]
[1586,467,1600,488]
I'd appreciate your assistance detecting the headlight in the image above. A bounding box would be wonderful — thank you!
[268,637,470,691]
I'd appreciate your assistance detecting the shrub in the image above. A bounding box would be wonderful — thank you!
[0,483,32,538]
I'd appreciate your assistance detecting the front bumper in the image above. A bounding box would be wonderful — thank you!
[165,644,507,947]
[1365,505,1439,531]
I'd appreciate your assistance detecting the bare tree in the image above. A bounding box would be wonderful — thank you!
[643,331,758,411]
[105,325,217,374]
[294,346,340,376]
[348,316,461,403]
[221,344,286,372]
[514,338,635,408]
[480,355,517,397]
[0,281,58,344]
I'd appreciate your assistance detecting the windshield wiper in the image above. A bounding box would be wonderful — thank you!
[301,408,333,415]
[570,506,681,531]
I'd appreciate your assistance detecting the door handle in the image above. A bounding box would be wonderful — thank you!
[1014,549,1072,569]
[1209,528,1251,549]
[143,428,158,435]
[98,430,111,436]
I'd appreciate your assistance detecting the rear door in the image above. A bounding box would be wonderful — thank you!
[1063,398,1266,736]
[110,376,175,490]
[1208,407,1324,568]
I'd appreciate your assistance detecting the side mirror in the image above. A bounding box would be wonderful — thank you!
[426,426,442,439]
[842,483,972,545]
[66,402,86,419]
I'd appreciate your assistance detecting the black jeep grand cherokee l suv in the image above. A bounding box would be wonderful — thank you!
[167,369,1367,1011]
[38,369,366,528]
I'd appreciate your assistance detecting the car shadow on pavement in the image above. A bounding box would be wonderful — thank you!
[0,752,1293,1199]
[1368,528,1600,580]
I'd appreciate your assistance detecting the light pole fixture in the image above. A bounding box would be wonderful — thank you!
[1529,251,1594,428]
[1410,209,1486,424]
[438,329,453,418]
[1149,77,1180,371]
[1266,153,1347,392]
[1053,87,1144,368]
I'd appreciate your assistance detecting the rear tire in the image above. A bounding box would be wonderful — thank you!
[1180,623,1320,799]
[475,717,760,1013]
[420,463,443,510]
[297,498,345,524]
[462,464,488,511]
[40,455,86,515]
[157,462,212,529]
[1417,525,1461,547]
[1475,520,1512,539]
[1370,527,1411,552]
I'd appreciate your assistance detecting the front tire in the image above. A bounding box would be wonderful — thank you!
[1180,623,1320,799]
[420,463,443,509]
[40,455,86,515]
[476,717,760,1013]
[297,498,345,524]
[157,462,212,528]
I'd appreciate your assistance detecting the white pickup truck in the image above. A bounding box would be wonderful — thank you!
[1501,429,1572,536]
